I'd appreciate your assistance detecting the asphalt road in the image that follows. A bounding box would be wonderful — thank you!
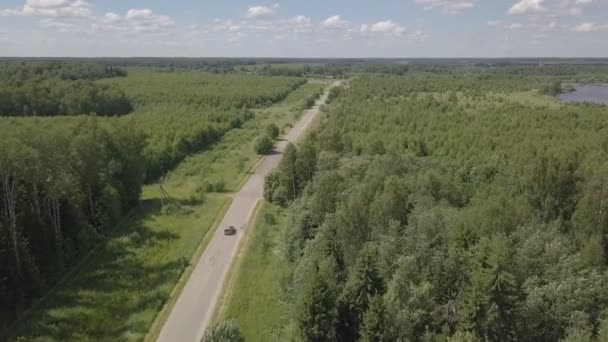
[156,83,335,342]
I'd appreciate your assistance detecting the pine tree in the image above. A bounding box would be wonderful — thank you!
[361,295,386,342]
[297,258,339,342]
[338,244,385,340]
[460,236,519,341]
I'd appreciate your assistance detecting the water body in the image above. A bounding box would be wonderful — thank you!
[559,85,608,105]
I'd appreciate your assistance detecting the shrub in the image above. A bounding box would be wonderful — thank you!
[213,179,226,193]
[254,134,274,155]
[265,123,280,140]
[202,320,244,342]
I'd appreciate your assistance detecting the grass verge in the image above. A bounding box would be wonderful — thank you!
[216,202,292,342]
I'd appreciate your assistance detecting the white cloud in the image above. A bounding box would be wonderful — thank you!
[509,0,545,15]
[289,15,312,32]
[572,22,608,32]
[509,0,594,17]
[414,0,476,13]
[104,12,119,22]
[487,20,504,26]
[289,15,311,27]
[1,0,93,17]
[369,20,406,35]
[124,8,174,32]
[322,15,350,29]
[246,4,278,19]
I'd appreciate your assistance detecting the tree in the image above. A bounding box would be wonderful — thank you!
[202,320,245,342]
[459,235,519,342]
[297,258,340,342]
[295,140,317,187]
[338,244,385,340]
[598,315,608,342]
[361,295,387,342]
[560,311,593,342]
[265,123,280,140]
[539,80,562,96]
[279,143,300,201]
[254,134,274,155]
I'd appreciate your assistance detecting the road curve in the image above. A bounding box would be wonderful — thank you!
[156,82,336,342]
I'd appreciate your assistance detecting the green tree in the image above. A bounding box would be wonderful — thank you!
[539,80,562,96]
[361,295,387,342]
[297,258,340,342]
[338,244,385,341]
[459,235,519,342]
[265,123,280,140]
[279,143,300,201]
[254,134,274,155]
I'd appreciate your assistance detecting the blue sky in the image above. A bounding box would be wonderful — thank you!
[0,0,607,57]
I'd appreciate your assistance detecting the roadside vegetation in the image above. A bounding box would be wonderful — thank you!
[218,202,291,341]
[222,68,608,341]
[0,61,323,340]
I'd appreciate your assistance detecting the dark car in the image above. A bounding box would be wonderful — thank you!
[224,225,237,236]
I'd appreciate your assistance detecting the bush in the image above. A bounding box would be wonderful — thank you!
[264,212,277,225]
[160,202,193,216]
[213,179,226,192]
[254,134,274,155]
[265,123,280,140]
[202,320,244,342]
[187,186,206,205]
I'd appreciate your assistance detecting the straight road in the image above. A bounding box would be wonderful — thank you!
[157,82,336,342]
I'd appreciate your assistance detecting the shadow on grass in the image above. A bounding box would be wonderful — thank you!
[11,199,185,342]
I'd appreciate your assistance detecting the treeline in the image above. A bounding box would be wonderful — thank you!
[0,62,131,117]
[265,76,608,341]
[0,80,132,117]
[0,61,126,85]
[103,71,306,109]
[0,117,146,327]
[249,63,409,78]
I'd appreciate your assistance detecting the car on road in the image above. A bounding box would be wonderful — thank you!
[224,225,237,236]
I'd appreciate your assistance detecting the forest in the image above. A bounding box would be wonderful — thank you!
[0,62,131,117]
[4,58,608,341]
[259,72,608,341]
[0,62,306,331]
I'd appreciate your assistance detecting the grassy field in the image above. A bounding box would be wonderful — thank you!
[7,81,326,342]
[216,202,292,342]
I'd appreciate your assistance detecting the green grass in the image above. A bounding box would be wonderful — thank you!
[7,81,325,342]
[217,202,292,342]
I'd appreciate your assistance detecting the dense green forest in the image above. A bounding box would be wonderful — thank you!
[0,62,131,117]
[0,61,127,83]
[263,75,608,341]
[0,62,305,330]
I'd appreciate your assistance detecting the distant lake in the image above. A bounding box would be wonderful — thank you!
[559,85,608,105]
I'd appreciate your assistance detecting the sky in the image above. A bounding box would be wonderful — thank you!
[0,0,607,57]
